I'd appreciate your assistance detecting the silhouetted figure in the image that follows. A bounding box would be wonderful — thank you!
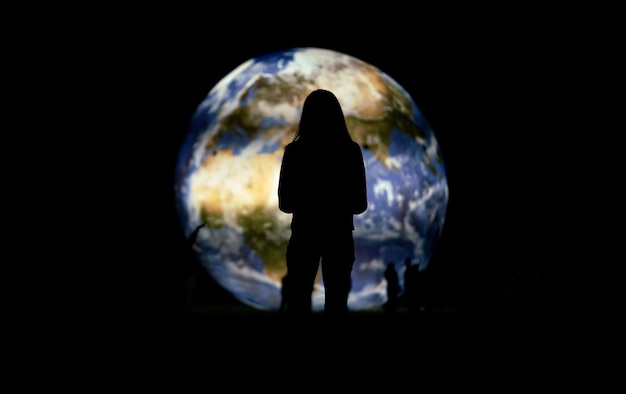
[278,89,368,318]
[183,223,205,306]
[187,223,205,248]
[383,262,401,314]
[413,264,429,314]
[401,258,420,313]
[506,263,554,316]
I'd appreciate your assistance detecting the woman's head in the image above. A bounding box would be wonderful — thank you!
[293,89,352,144]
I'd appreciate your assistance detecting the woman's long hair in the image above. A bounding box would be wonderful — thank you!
[293,89,353,146]
[279,88,367,221]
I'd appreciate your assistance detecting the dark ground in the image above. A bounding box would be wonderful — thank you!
[29,293,595,383]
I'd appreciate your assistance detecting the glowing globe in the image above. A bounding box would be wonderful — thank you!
[175,47,448,311]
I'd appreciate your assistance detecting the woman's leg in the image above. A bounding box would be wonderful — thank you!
[321,232,355,316]
[285,231,320,316]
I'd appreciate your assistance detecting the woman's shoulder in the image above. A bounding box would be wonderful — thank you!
[284,140,299,151]
[349,140,364,153]
[350,140,362,149]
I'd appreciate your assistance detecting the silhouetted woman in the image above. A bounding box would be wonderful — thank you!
[278,89,368,317]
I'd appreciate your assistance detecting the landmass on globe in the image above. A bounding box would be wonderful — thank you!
[175,47,448,311]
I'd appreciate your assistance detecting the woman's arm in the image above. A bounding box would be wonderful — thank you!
[278,144,296,213]
[352,143,368,215]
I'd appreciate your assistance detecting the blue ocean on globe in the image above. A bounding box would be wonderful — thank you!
[175,47,449,311]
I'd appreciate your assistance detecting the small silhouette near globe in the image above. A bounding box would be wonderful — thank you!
[175,47,448,311]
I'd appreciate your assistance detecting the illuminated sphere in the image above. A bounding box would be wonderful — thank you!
[175,47,448,311]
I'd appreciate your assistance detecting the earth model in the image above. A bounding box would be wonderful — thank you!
[175,47,449,311]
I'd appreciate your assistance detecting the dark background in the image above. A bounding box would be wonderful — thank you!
[28,6,590,326]
[10,5,618,383]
